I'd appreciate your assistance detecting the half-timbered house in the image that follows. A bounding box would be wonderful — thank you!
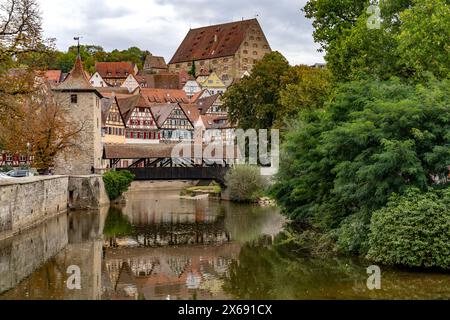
[117,94,160,144]
[150,103,194,142]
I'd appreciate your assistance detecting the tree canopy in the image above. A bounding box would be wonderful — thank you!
[271,78,450,253]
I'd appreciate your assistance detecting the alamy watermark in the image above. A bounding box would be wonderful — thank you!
[367,265,381,290]
[66,265,82,290]
[367,2,382,30]
[170,128,280,170]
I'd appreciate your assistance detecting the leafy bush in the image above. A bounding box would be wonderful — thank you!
[103,170,135,200]
[225,165,267,203]
[367,188,450,269]
[336,214,370,255]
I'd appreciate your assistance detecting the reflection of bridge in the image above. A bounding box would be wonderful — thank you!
[104,143,238,183]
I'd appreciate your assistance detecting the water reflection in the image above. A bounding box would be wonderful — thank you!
[0,185,449,300]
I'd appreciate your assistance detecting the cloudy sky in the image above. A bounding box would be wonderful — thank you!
[37,0,324,65]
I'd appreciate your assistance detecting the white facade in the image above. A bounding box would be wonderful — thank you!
[89,72,108,87]
[183,80,202,98]
[121,74,140,92]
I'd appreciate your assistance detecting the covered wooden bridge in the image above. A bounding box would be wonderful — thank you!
[103,143,241,183]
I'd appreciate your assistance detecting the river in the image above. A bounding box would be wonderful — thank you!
[0,182,449,300]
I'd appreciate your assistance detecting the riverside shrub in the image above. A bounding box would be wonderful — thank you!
[367,188,450,269]
[225,165,267,202]
[103,170,135,200]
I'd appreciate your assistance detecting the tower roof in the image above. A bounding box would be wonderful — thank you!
[54,55,102,97]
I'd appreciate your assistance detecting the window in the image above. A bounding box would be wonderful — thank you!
[223,58,229,62]
[250,36,255,40]
[176,64,181,68]
[263,45,269,49]
[243,50,248,54]
[71,94,77,104]
[244,42,249,46]
[200,61,205,66]
[253,44,258,48]
[257,37,261,41]
[253,51,258,56]
[243,58,248,63]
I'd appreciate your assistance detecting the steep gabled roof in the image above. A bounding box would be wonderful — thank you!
[149,103,179,127]
[190,89,210,103]
[200,114,231,129]
[95,62,136,79]
[169,19,258,64]
[197,93,221,115]
[180,103,201,124]
[116,94,153,124]
[144,54,168,70]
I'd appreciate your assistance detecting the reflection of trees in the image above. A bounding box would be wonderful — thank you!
[103,207,134,247]
[222,202,283,244]
[222,239,368,300]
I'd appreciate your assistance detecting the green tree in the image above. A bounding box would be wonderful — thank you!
[279,65,332,116]
[303,0,369,51]
[222,51,290,130]
[271,78,450,254]
[397,0,450,80]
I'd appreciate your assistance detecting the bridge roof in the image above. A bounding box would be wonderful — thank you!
[103,143,241,160]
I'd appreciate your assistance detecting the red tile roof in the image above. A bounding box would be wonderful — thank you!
[44,70,62,83]
[141,88,189,104]
[95,62,136,79]
[135,73,181,89]
[197,93,221,115]
[169,19,258,64]
[180,103,201,124]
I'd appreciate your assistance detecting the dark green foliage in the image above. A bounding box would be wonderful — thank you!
[367,188,450,269]
[271,78,450,254]
[103,170,135,200]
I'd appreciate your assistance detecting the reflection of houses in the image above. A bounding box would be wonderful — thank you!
[103,244,240,300]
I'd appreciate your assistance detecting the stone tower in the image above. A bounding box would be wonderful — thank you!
[52,55,104,175]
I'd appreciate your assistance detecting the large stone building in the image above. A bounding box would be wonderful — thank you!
[52,55,104,175]
[168,18,272,85]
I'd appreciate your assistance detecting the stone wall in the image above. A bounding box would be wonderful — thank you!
[0,175,109,240]
[0,176,69,239]
[68,175,110,210]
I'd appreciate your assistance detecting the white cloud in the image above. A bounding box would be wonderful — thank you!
[38,0,324,65]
